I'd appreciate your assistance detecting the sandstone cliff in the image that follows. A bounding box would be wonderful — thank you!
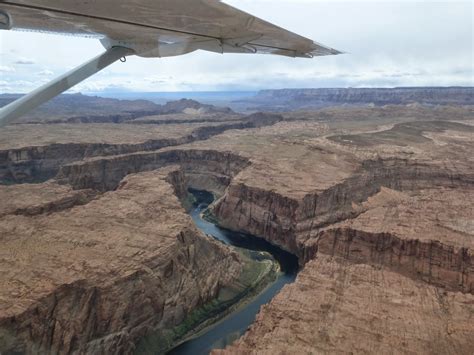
[216,255,474,354]
[202,117,474,354]
[0,167,243,354]
[1,104,473,354]
[56,149,250,195]
[0,113,282,184]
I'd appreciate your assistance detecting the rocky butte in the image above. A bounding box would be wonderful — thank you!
[0,92,473,354]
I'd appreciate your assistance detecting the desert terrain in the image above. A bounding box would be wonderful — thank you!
[0,91,473,354]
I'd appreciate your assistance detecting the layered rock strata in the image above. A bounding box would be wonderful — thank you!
[0,181,96,218]
[1,107,473,354]
[216,255,474,354]
[0,167,243,354]
[0,113,281,184]
[169,118,473,353]
[251,87,474,108]
[57,149,250,195]
[214,158,473,256]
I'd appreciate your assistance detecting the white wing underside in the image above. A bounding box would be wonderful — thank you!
[0,0,341,58]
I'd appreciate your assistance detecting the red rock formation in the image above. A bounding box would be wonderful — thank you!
[215,255,474,354]
[0,167,243,354]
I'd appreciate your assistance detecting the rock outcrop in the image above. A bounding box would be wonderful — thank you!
[213,158,473,256]
[56,149,250,195]
[159,99,233,115]
[0,181,97,218]
[0,167,243,354]
[0,113,283,184]
[216,255,474,355]
[1,103,473,354]
[159,116,473,353]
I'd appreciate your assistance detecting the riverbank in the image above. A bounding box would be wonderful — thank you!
[138,189,299,354]
[135,247,279,354]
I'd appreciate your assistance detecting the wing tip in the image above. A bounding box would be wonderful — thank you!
[310,41,344,57]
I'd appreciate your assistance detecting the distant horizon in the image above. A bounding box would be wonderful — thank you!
[1,85,473,97]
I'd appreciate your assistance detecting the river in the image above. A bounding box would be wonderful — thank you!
[167,189,298,355]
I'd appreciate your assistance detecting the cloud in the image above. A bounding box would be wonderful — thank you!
[0,80,37,93]
[0,1,472,92]
[37,69,54,76]
[15,57,36,65]
[0,65,15,73]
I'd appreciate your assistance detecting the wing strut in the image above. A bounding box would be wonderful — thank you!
[0,46,134,127]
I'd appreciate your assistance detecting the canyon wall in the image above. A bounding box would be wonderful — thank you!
[303,228,472,293]
[214,158,473,252]
[212,158,473,293]
[0,113,282,184]
[1,109,472,354]
[216,255,474,355]
[254,87,474,106]
[57,149,250,195]
[1,228,241,354]
[0,168,243,354]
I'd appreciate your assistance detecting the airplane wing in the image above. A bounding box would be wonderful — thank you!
[0,0,341,58]
[0,0,342,125]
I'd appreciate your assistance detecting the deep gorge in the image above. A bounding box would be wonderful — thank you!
[1,127,472,353]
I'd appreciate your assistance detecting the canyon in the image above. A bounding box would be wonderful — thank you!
[0,167,248,354]
[0,95,473,354]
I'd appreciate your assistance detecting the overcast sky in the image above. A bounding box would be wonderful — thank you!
[0,0,472,93]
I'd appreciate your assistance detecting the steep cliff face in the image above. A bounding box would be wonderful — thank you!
[0,126,217,184]
[216,255,474,355]
[302,228,472,293]
[212,159,473,295]
[0,140,185,183]
[0,113,282,184]
[214,158,474,262]
[0,124,210,184]
[297,158,474,224]
[57,149,250,195]
[254,87,474,106]
[213,184,300,253]
[0,168,243,354]
[1,229,240,354]
[0,182,97,218]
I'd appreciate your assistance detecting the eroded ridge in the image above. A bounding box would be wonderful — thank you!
[0,103,473,354]
[0,167,243,354]
[0,113,281,184]
[216,255,474,355]
[201,117,474,354]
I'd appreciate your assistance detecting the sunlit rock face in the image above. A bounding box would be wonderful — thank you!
[207,112,474,354]
[216,254,474,355]
[0,168,243,354]
[0,97,473,354]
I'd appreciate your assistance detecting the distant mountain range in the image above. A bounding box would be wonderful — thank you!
[240,87,474,111]
[1,87,472,121]
[0,94,233,123]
